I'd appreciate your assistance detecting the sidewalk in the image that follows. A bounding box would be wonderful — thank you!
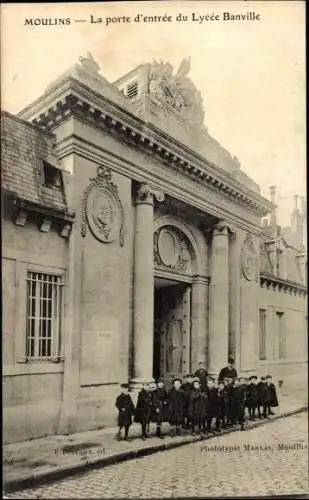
[3,389,307,494]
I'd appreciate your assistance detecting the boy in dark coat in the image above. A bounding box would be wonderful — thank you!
[168,378,186,436]
[246,375,258,420]
[257,376,268,418]
[115,383,135,441]
[265,375,279,415]
[217,381,226,429]
[205,377,220,432]
[135,383,152,440]
[156,379,169,422]
[232,378,246,430]
[151,381,167,438]
[181,374,193,430]
[222,378,232,427]
[188,379,206,436]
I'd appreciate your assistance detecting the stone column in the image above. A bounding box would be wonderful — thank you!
[191,275,210,372]
[228,229,241,372]
[131,183,164,390]
[208,222,229,377]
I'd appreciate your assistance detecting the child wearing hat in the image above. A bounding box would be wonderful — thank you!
[115,383,135,441]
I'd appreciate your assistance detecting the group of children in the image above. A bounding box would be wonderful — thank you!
[115,374,279,441]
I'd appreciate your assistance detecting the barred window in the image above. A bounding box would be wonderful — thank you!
[26,272,63,360]
[259,309,267,360]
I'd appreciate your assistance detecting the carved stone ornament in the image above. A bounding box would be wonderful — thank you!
[81,166,124,246]
[154,226,191,273]
[240,233,257,281]
[148,57,205,125]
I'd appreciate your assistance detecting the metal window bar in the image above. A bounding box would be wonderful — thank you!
[25,272,64,361]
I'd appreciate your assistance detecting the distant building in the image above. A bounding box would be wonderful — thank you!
[2,54,307,443]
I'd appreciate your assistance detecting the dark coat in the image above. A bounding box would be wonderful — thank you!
[257,381,268,405]
[233,385,246,404]
[218,366,238,382]
[150,387,168,423]
[181,382,192,415]
[188,389,207,421]
[266,383,279,407]
[194,369,208,392]
[134,389,151,424]
[167,388,186,425]
[115,393,135,427]
[232,385,246,421]
[205,387,218,417]
[217,388,226,419]
[246,383,258,407]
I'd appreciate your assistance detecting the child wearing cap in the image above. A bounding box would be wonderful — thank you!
[115,383,135,441]
[167,378,186,436]
[188,379,206,436]
[150,381,167,439]
[222,378,232,427]
[257,376,268,419]
[265,375,279,416]
[205,377,220,433]
[135,383,152,440]
[246,376,258,420]
[232,378,246,430]
[181,374,193,430]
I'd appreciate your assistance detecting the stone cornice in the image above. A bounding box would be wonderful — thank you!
[12,197,75,238]
[56,135,266,236]
[260,272,307,296]
[18,77,274,220]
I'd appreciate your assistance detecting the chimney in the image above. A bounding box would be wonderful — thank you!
[269,186,277,237]
[291,195,301,247]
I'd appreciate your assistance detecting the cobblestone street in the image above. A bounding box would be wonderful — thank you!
[6,413,308,498]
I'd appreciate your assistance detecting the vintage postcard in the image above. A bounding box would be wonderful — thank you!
[1,1,307,498]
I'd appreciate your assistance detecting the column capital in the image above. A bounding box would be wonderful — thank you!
[212,221,231,236]
[136,183,165,205]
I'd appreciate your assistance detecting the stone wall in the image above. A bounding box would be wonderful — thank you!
[2,206,67,443]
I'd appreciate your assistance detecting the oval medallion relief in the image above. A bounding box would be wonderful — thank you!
[158,228,179,267]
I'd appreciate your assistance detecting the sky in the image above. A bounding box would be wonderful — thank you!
[1,1,306,226]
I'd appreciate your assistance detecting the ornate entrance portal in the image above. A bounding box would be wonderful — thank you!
[154,278,191,383]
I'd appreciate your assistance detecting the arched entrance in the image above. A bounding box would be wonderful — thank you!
[153,217,207,383]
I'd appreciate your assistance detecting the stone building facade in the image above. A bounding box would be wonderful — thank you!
[2,54,307,444]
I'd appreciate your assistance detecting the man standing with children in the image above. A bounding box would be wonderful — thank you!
[114,358,279,441]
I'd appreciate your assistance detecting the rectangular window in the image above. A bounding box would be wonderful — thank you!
[276,311,285,359]
[259,309,267,360]
[25,271,63,361]
[43,161,61,187]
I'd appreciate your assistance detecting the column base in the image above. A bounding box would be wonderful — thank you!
[130,377,154,390]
